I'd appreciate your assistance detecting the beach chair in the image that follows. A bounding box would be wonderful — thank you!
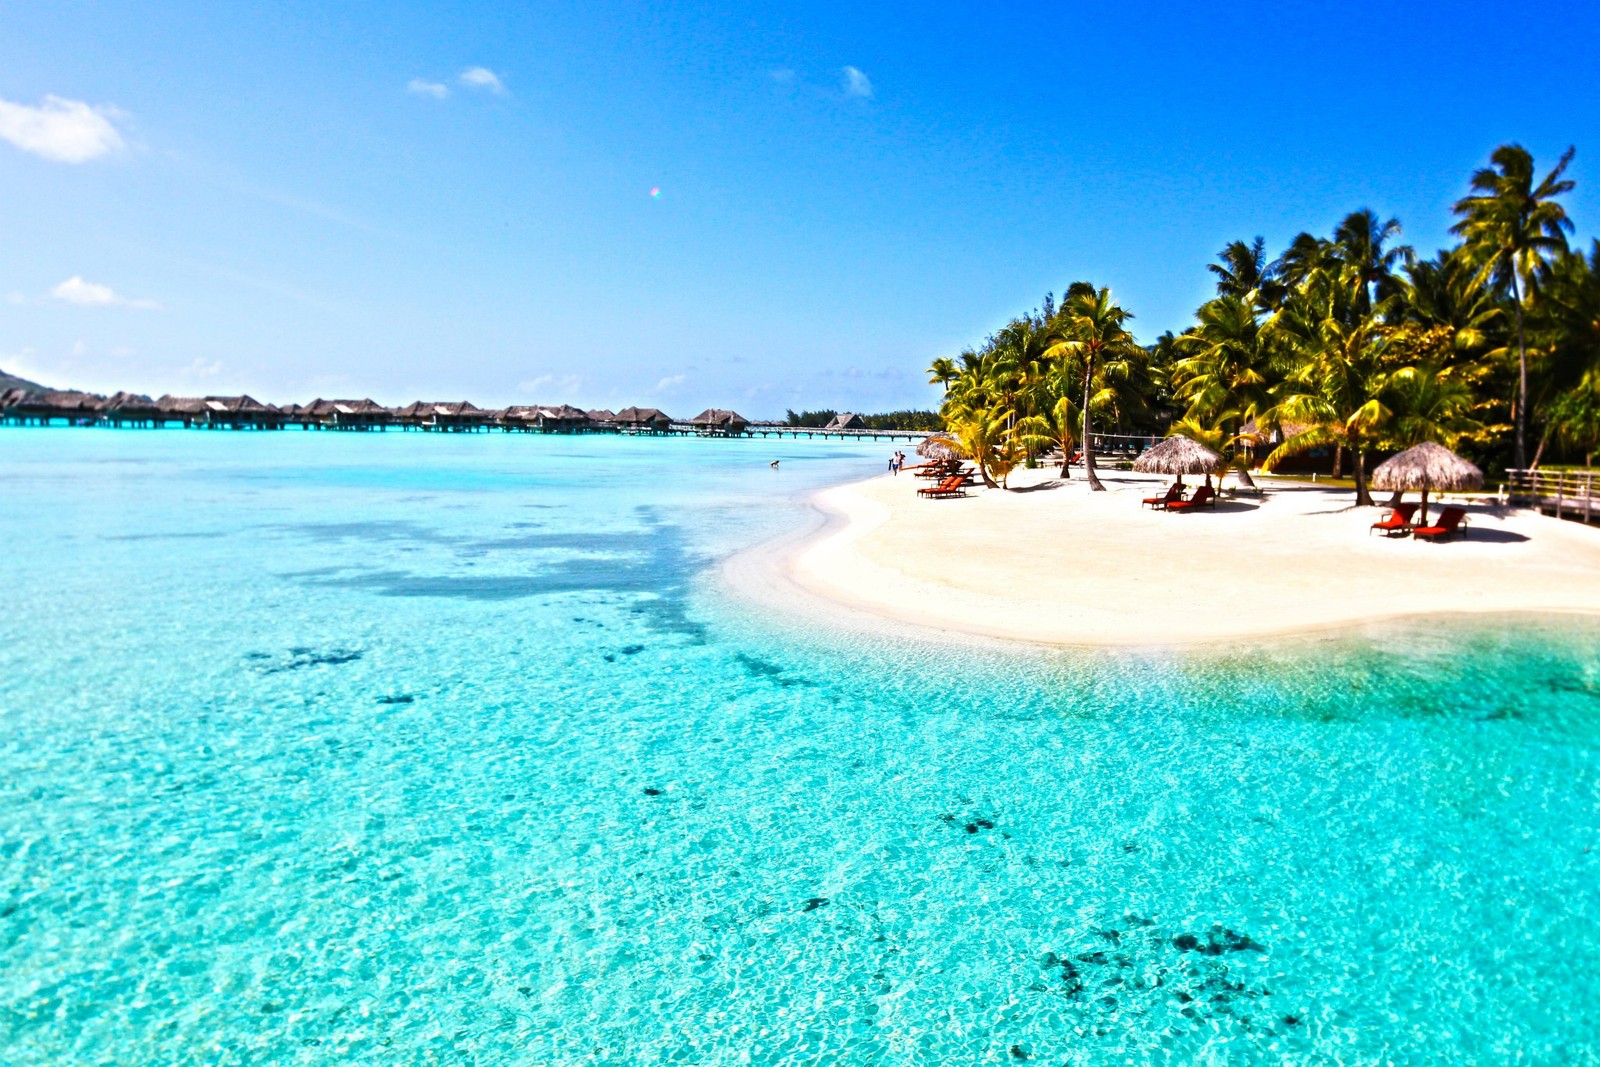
[1143,484,1185,510]
[1165,485,1215,512]
[1369,502,1419,537]
[1412,506,1469,541]
[917,476,968,498]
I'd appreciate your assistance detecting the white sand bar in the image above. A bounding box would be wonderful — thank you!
[770,465,1600,647]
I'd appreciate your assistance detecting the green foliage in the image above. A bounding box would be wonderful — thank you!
[922,143,1595,497]
[783,409,939,430]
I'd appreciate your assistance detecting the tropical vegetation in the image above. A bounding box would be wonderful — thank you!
[928,144,1599,498]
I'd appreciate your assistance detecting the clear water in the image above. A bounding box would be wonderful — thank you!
[2,428,1599,1066]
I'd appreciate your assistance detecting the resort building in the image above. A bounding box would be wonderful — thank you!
[689,408,748,436]
[299,398,394,430]
[614,406,674,433]
[394,401,490,431]
[824,412,868,430]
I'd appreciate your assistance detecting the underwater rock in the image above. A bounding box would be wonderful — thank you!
[642,787,664,797]
[1009,1044,1029,1060]
[1283,1014,1301,1026]
[1172,934,1200,951]
[803,897,829,912]
[375,694,413,704]
[250,646,364,674]
[620,644,646,656]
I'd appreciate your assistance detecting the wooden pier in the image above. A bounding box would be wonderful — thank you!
[1507,468,1600,525]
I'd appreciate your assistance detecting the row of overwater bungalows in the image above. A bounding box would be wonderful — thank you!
[0,389,750,435]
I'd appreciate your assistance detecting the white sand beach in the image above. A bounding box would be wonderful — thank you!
[741,465,1600,647]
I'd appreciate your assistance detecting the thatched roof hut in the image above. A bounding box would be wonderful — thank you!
[1371,441,1483,492]
[394,401,487,430]
[825,412,867,430]
[1133,435,1224,477]
[1371,442,1482,523]
[300,398,392,428]
[689,408,747,434]
[614,406,672,430]
[916,433,961,462]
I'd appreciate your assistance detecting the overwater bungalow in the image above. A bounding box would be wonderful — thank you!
[395,400,489,431]
[586,408,618,427]
[614,406,674,433]
[299,398,394,430]
[2,390,107,426]
[153,395,284,429]
[535,404,592,432]
[689,408,748,436]
[824,412,867,430]
[498,404,598,432]
[99,392,162,428]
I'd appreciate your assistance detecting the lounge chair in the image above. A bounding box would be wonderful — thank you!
[1143,483,1185,510]
[1412,506,1468,541]
[1165,484,1215,512]
[1369,502,1419,537]
[917,475,969,498]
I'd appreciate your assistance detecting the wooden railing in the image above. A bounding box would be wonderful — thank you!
[1506,468,1600,523]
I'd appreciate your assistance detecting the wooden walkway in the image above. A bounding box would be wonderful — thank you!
[1507,468,1600,525]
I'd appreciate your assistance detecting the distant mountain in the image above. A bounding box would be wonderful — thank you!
[0,367,51,394]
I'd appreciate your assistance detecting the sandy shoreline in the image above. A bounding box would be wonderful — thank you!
[726,464,1600,649]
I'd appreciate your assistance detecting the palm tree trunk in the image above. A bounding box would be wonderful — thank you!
[1332,444,1344,479]
[1530,427,1550,470]
[1353,447,1372,507]
[1082,363,1105,491]
[1512,272,1528,470]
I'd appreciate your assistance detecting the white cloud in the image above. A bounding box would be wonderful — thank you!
[459,67,505,94]
[654,374,687,395]
[47,276,161,310]
[407,78,450,99]
[842,66,873,98]
[519,373,584,397]
[0,95,125,163]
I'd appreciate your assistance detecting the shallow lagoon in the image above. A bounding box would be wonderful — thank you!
[2,428,1598,1065]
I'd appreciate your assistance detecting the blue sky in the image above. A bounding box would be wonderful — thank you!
[3,0,1598,415]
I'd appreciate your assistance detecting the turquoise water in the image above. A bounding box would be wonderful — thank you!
[2,428,1599,1066]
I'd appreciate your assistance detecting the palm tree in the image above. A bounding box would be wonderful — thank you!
[1383,363,1478,449]
[927,357,958,393]
[1529,241,1600,465]
[1398,248,1502,357]
[1172,293,1274,487]
[1332,209,1411,312]
[1275,232,1336,292]
[1015,394,1081,477]
[1043,286,1141,491]
[1262,267,1398,506]
[942,394,1020,488]
[1547,383,1600,466]
[1209,237,1285,306]
[1450,143,1576,468]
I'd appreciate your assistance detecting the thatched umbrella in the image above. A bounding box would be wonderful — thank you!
[1370,441,1482,524]
[916,433,961,464]
[1133,435,1225,488]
